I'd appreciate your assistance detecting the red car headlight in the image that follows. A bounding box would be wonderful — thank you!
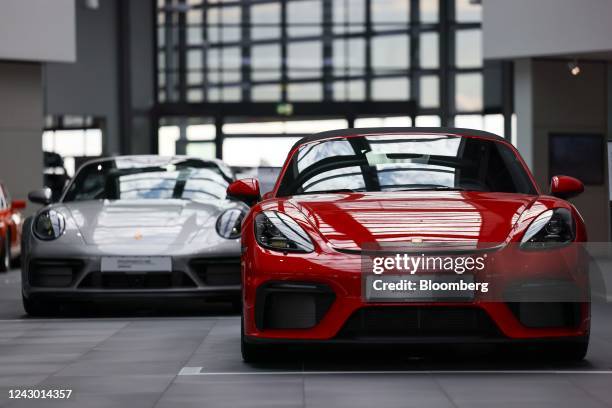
[254,211,314,253]
[520,208,575,249]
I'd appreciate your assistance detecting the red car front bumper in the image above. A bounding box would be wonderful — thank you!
[242,244,590,343]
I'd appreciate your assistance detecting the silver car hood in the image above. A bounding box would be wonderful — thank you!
[62,199,231,246]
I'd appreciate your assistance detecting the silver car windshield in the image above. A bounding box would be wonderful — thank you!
[63,159,231,202]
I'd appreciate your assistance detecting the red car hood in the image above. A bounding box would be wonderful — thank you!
[289,191,537,251]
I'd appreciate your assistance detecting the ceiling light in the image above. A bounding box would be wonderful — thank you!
[84,0,99,9]
[568,60,581,76]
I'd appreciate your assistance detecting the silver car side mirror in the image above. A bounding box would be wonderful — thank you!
[28,188,53,205]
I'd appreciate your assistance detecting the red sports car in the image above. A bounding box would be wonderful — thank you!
[0,182,26,272]
[228,128,590,362]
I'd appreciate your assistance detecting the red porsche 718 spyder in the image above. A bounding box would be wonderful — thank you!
[227,128,589,362]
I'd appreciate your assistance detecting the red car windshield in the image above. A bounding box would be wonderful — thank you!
[276,134,537,196]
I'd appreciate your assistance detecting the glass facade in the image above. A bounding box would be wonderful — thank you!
[156,0,509,163]
[157,0,488,110]
[43,115,104,176]
[42,129,103,177]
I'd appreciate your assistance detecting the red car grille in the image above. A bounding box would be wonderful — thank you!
[337,307,501,339]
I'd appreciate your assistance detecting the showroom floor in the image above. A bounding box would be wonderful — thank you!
[2,269,612,408]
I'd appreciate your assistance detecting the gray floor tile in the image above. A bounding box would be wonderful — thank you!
[157,376,304,408]
[305,375,454,408]
[436,374,606,407]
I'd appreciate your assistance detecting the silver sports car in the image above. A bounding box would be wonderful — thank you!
[21,155,247,315]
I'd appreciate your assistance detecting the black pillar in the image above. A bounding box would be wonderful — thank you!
[215,116,224,159]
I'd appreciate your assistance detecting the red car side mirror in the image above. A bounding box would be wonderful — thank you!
[550,175,584,199]
[11,200,26,210]
[227,178,261,206]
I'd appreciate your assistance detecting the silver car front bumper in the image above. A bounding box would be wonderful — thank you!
[23,254,241,301]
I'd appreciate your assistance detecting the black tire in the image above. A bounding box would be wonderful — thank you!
[546,337,589,361]
[0,233,10,272]
[22,295,56,317]
[241,318,270,363]
[517,336,590,362]
[11,251,21,268]
[231,299,242,314]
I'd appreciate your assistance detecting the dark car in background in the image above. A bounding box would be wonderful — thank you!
[43,151,71,202]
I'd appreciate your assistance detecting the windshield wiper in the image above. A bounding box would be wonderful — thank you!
[300,188,358,195]
[389,185,467,192]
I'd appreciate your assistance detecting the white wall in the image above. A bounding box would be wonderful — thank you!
[0,0,76,63]
[483,0,612,59]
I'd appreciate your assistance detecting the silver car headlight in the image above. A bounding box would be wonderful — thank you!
[33,210,66,241]
[520,208,575,249]
[254,211,314,253]
[216,208,246,239]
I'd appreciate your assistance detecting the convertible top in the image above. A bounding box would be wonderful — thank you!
[291,127,506,151]
[78,155,226,169]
